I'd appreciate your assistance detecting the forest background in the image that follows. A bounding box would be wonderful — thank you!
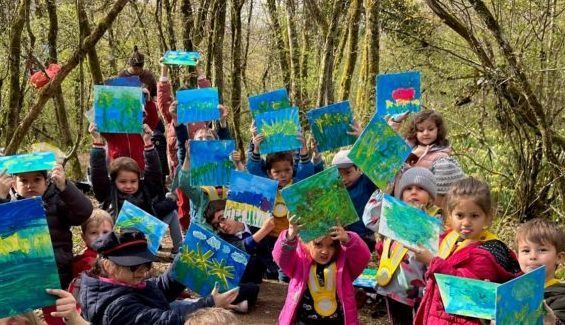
[0,0,562,227]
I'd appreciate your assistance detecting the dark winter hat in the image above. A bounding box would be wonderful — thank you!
[128,45,145,67]
[395,167,437,199]
[93,229,156,266]
[431,157,466,195]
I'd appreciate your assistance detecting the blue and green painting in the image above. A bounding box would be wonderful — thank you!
[379,194,443,255]
[93,85,143,133]
[248,88,291,116]
[172,222,249,296]
[281,167,358,242]
[163,51,201,66]
[104,75,142,87]
[353,268,377,289]
[114,201,167,255]
[0,197,61,318]
[224,170,279,228]
[255,107,301,155]
[176,88,220,124]
[189,140,235,186]
[306,101,357,152]
[376,71,421,118]
[0,151,56,175]
[348,114,412,189]
[436,273,498,320]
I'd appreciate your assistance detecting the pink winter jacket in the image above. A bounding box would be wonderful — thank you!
[273,230,371,325]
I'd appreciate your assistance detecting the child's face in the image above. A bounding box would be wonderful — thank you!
[82,221,113,249]
[193,128,215,140]
[107,261,151,286]
[338,166,362,188]
[416,118,438,146]
[449,198,490,241]
[309,236,336,265]
[268,160,293,188]
[210,210,241,235]
[401,185,431,207]
[115,170,139,195]
[517,239,565,282]
[14,172,48,197]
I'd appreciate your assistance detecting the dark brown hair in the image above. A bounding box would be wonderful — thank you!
[404,110,449,147]
[128,45,145,67]
[445,177,492,217]
[265,151,294,171]
[515,218,565,252]
[109,157,141,180]
[205,199,226,225]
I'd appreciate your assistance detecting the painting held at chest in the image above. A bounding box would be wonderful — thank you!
[172,222,249,296]
[224,171,279,228]
[281,166,358,242]
[93,85,143,133]
[248,88,291,116]
[353,268,378,289]
[114,201,167,255]
[255,107,302,155]
[189,140,235,186]
[0,151,56,175]
[376,71,421,118]
[0,197,61,318]
[348,114,412,189]
[176,88,220,124]
[162,51,201,66]
[306,101,357,152]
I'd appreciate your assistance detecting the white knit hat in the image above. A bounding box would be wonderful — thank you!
[332,149,354,168]
[395,167,437,199]
[431,157,466,195]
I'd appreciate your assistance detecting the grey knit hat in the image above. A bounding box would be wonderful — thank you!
[431,157,466,195]
[395,167,437,199]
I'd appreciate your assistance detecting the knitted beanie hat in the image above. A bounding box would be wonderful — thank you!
[395,167,437,199]
[431,157,466,195]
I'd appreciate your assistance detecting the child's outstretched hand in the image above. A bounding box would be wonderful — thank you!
[309,138,322,164]
[287,215,303,240]
[51,164,66,192]
[46,289,88,324]
[231,151,245,171]
[211,283,239,308]
[329,225,349,244]
[409,246,434,265]
[297,133,308,155]
[219,104,229,127]
[142,124,153,146]
[347,120,363,137]
[542,300,558,325]
[252,134,264,154]
[249,120,257,137]
[0,170,11,200]
[88,123,103,144]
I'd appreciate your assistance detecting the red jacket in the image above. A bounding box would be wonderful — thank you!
[72,247,98,278]
[414,232,521,325]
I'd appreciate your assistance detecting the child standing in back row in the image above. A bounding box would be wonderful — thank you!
[413,177,521,324]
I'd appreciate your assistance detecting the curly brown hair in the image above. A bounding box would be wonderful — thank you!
[404,110,449,147]
[108,157,141,181]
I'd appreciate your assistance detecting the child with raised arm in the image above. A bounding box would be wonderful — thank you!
[515,218,565,324]
[412,177,521,324]
[273,215,371,324]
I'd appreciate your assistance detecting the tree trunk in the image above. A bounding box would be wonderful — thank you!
[212,0,226,101]
[356,0,380,118]
[241,0,254,90]
[5,0,131,154]
[338,0,362,101]
[107,26,118,72]
[204,0,217,79]
[266,0,290,91]
[231,0,245,156]
[76,0,104,84]
[284,0,301,104]
[163,0,180,90]
[180,0,197,88]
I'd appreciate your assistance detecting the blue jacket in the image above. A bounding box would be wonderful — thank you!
[345,174,377,238]
[80,270,214,325]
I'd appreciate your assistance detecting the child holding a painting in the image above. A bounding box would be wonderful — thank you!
[272,215,371,324]
[515,218,565,323]
[411,177,521,324]
[362,167,440,324]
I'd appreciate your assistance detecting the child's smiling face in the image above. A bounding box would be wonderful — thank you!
[115,170,139,195]
[416,118,438,146]
[517,239,565,282]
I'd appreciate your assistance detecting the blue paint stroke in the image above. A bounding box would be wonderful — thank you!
[93,85,143,133]
[496,266,545,325]
[376,71,421,118]
[248,88,291,116]
[104,76,142,87]
[189,140,235,186]
[176,88,220,124]
[114,201,167,255]
[436,273,498,320]
[0,152,56,175]
[306,101,357,152]
[163,51,201,66]
[255,107,301,155]
[353,268,377,289]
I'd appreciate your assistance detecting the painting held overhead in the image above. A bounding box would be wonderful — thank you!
[114,201,167,255]
[255,107,302,155]
[248,88,291,116]
[104,75,142,87]
[176,88,221,124]
[93,85,143,134]
[281,166,358,242]
[0,197,61,318]
[189,140,235,186]
[172,222,249,296]
[306,101,357,152]
[376,71,421,118]
[224,171,279,228]
[0,151,57,175]
[163,51,201,66]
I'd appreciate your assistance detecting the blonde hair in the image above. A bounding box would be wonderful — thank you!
[184,308,240,325]
[515,218,565,252]
[445,177,492,217]
[81,208,114,234]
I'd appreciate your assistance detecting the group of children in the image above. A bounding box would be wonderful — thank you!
[0,46,563,325]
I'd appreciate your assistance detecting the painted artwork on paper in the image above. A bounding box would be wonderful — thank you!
[176,88,220,124]
[248,88,291,116]
[379,194,443,255]
[0,197,61,318]
[376,71,421,118]
[348,114,411,189]
[0,152,56,175]
[93,85,143,133]
[190,140,235,186]
[172,222,249,296]
[436,273,498,320]
[255,107,301,155]
[353,268,377,289]
[224,171,279,228]
[306,101,356,152]
[104,76,142,87]
[114,201,167,255]
[281,167,358,242]
[163,51,201,66]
